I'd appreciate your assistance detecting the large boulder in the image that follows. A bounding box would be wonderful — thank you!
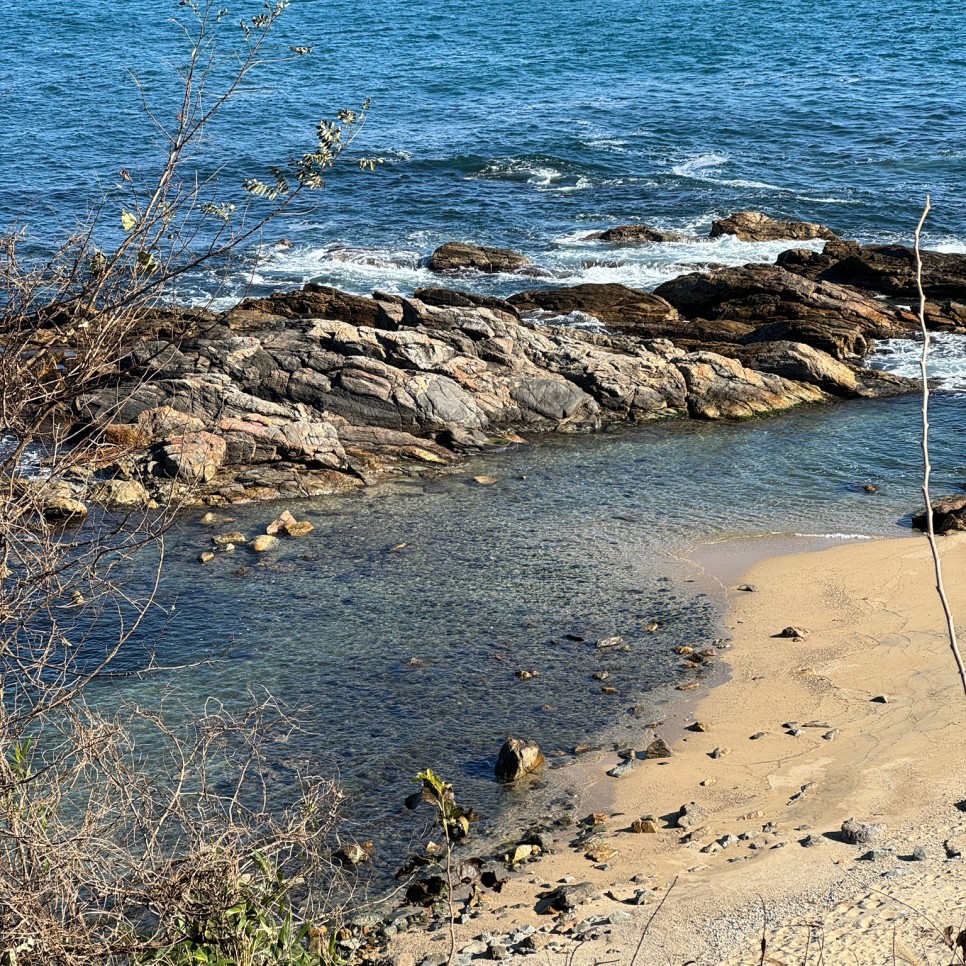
[710,211,838,243]
[156,432,227,482]
[508,283,681,334]
[912,495,966,534]
[494,737,545,782]
[428,242,530,274]
[737,341,861,397]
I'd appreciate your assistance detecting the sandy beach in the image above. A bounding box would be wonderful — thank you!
[393,531,966,965]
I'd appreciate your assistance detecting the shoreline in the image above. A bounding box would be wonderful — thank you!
[391,530,966,965]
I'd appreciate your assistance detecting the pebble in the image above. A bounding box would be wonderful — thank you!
[472,475,497,485]
[607,759,636,779]
[911,846,927,861]
[749,731,767,740]
[737,584,757,592]
[676,681,700,692]
[608,911,632,925]
[197,551,215,564]
[710,747,730,759]
[822,729,838,741]
[700,778,716,787]
[687,721,710,732]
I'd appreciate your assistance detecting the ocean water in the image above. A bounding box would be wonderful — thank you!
[7,0,966,882]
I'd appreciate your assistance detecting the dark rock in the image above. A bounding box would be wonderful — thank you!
[778,240,966,302]
[428,242,530,274]
[508,283,681,334]
[230,282,385,328]
[588,224,690,244]
[535,881,595,914]
[709,211,838,243]
[912,495,966,534]
[413,287,521,318]
[778,626,809,640]
[644,737,673,759]
[495,737,545,782]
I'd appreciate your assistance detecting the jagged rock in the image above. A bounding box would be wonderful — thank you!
[709,211,838,243]
[675,802,709,829]
[229,282,385,328]
[494,737,545,782]
[644,737,673,759]
[413,287,521,318]
[654,264,903,360]
[88,478,151,507]
[840,818,881,845]
[737,341,861,397]
[508,283,681,334]
[588,224,690,244]
[428,242,530,274]
[677,351,825,419]
[912,495,966,534]
[778,241,966,302]
[156,432,227,482]
[536,881,595,914]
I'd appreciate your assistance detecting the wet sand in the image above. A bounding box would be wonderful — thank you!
[393,531,966,964]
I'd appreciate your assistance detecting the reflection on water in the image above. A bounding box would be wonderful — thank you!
[90,391,966,881]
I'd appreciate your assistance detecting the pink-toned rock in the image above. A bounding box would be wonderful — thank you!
[157,432,226,482]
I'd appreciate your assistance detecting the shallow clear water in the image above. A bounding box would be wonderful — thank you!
[92,390,966,878]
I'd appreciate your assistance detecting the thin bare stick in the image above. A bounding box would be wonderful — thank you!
[914,196,966,698]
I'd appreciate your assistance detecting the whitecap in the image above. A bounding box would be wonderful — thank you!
[871,333,966,393]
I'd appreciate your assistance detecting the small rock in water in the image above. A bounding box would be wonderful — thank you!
[473,475,497,486]
[592,670,610,681]
[676,681,700,692]
[596,635,623,649]
[494,737,545,783]
[863,483,878,493]
[197,551,215,564]
[252,534,279,552]
[778,626,809,640]
[515,669,539,680]
[601,686,619,695]
[212,531,246,546]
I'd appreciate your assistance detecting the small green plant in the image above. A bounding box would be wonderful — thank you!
[412,770,470,966]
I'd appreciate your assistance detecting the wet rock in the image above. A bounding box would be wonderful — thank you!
[213,531,246,546]
[88,478,152,507]
[588,224,690,244]
[252,534,279,552]
[595,635,624,649]
[912,494,966,534]
[197,551,216,564]
[709,211,838,243]
[428,242,530,274]
[334,843,371,867]
[495,737,545,783]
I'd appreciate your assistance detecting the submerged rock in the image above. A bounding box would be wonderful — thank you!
[587,224,691,244]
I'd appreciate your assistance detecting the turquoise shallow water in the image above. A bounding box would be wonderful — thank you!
[7,0,966,880]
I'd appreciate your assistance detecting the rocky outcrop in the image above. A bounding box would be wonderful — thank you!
[778,241,966,301]
[428,242,530,274]
[710,211,838,243]
[912,495,966,534]
[586,225,690,244]
[68,246,922,507]
[654,264,908,360]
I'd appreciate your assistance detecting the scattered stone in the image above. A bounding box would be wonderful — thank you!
[778,626,809,640]
[687,721,710,733]
[607,910,633,925]
[644,737,673,759]
[709,747,730,759]
[197,551,215,564]
[787,728,804,737]
[822,730,838,741]
[630,816,660,834]
[674,646,694,655]
[579,813,608,828]
[841,818,882,845]
[592,671,609,681]
[749,731,767,740]
[870,694,889,704]
[473,475,498,486]
[910,846,927,861]
[334,843,370,867]
[861,848,895,862]
[515,669,539,680]
[607,759,636,779]
[863,483,878,493]
[494,737,545,783]
[737,584,756,592]
[700,778,716,787]
[675,802,709,829]
[283,519,315,537]
[251,534,279,552]
[676,681,700,692]
[585,845,617,863]
[199,510,231,526]
[601,686,619,695]
[802,720,831,729]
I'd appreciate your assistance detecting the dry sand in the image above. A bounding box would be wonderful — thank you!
[393,532,966,966]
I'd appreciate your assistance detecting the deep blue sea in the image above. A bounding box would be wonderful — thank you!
[5,0,966,880]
